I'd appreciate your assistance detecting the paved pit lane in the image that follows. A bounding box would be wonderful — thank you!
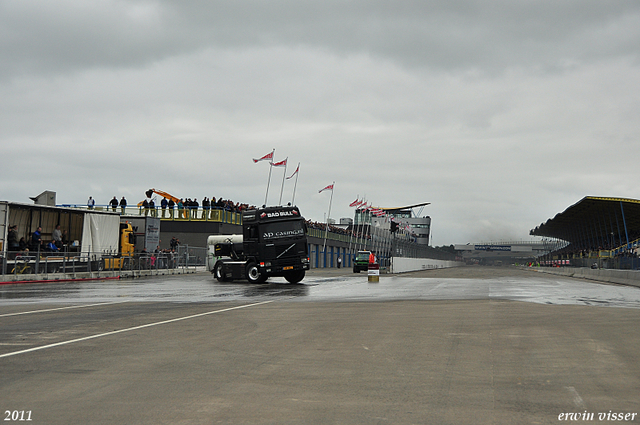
[1,266,639,424]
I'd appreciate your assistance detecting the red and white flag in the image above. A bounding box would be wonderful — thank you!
[272,158,287,167]
[319,184,334,193]
[253,151,274,163]
[349,198,362,208]
[286,164,299,179]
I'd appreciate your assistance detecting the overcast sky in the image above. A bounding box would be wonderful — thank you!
[2,1,639,246]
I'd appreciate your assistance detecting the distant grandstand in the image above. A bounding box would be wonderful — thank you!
[530,196,640,269]
[455,241,554,265]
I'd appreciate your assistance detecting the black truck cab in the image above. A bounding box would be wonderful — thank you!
[211,206,310,283]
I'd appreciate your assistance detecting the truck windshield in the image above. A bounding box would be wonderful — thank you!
[261,221,305,241]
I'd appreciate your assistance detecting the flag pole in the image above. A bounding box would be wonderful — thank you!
[355,203,362,252]
[291,162,300,205]
[278,157,288,205]
[264,148,275,206]
[361,205,369,251]
[357,199,366,251]
[322,181,335,255]
[361,202,370,251]
[347,196,357,262]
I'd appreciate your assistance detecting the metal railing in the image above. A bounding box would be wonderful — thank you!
[540,257,640,270]
[307,228,353,243]
[59,204,243,224]
[1,246,207,280]
[541,235,640,270]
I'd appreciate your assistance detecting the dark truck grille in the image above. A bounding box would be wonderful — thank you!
[271,241,305,265]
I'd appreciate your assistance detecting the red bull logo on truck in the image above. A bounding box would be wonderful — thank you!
[260,210,299,219]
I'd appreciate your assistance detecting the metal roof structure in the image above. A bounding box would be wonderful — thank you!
[530,196,640,249]
[381,202,431,213]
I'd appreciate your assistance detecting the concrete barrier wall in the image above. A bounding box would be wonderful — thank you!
[0,266,204,284]
[531,267,640,288]
[391,257,463,274]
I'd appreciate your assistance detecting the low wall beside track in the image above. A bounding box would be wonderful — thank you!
[391,257,463,274]
[531,266,640,288]
[0,266,204,284]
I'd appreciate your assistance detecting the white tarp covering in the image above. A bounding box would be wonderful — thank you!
[81,213,120,256]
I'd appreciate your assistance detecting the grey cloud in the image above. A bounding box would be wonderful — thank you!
[2,0,640,244]
[3,0,639,81]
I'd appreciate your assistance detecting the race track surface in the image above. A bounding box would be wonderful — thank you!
[1,266,638,424]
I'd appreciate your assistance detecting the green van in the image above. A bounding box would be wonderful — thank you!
[353,251,371,273]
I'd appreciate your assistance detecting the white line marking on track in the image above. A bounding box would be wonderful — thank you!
[565,386,586,409]
[0,301,131,318]
[0,300,277,359]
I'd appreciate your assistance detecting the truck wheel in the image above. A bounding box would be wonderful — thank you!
[245,262,267,283]
[214,262,227,282]
[284,270,305,284]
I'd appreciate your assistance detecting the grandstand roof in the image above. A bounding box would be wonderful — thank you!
[381,202,431,212]
[530,196,640,245]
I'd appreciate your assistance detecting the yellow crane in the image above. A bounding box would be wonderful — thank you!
[137,188,181,207]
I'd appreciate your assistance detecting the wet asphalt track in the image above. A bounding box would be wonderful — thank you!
[1,266,640,308]
[1,267,639,424]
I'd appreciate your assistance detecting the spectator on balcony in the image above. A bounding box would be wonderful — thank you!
[161,197,168,218]
[202,197,210,219]
[168,198,175,218]
[192,198,199,219]
[142,199,149,216]
[120,197,127,214]
[177,199,184,218]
